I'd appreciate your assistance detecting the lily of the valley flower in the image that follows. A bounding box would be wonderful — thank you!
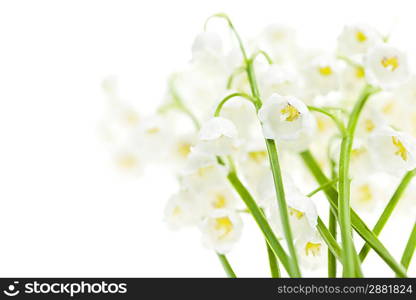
[268,177,318,238]
[337,24,381,56]
[111,146,143,176]
[197,117,239,155]
[164,189,204,230]
[304,56,340,95]
[350,175,390,212]
[200,210,243,254]
[368,126,416,175]
[192,32,223,64]
[365,45,410,89]
[180,149,229,194]
[258,93,314,141]
[258,64,300,99]
[295,231,327,271]
[257,24,298,64]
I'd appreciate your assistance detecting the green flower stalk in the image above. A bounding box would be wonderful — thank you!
[206,13,301,277]
[337,85,379,277]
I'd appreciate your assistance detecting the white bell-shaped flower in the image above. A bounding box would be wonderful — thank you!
[267,177,318,239]
[295,230,327,271]
[200,210,243,254]
[365,45,410,89]
[197,117,239,155]
[350,174,391,212]
[258,64,300,99]
[180,149,229,195]
[258,93,314,141]
[164,189,204,230]
[368,126,416,175]
[191,32,223,64]
[337,24,381,56]
[303,56,340,95]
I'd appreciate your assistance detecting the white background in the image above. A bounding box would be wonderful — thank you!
[0,0,415,277]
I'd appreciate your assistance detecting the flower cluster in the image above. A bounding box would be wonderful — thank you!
[101,15,416,277]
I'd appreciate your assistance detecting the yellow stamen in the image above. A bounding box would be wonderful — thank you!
[172,206,182,216]
[124,111,139,126]
[357,184,372,203]
[248,151,268,163]
[318,66,333,76]
[355,67,365,78]
[289,207,304,220]
[382,101,395,114]
[305,242,322,257]
[365,119,376,132]
[116,154,138,170]
[197,166,214,177]
[146,127,160,134]
[215,217,233,239]
[351,147,367,159]
[213,194,227,209]
[392,136,408,161]
[281,104,301,122]
[381,57,399,71]
[178,142,191,158]
[356,31,367,42]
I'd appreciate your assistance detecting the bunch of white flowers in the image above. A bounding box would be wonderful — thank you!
[101,14,416,278]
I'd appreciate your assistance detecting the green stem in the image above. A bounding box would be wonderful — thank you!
[317,217,361,277]
[214,92,256,117]
[400,222,416,271]
[328,211,337,277]
[217,254,236,278]
[359,169,416,261]
[308,105,346,134]
[317,217,342,262]
[226,66,245,90]
[208,14,300,276]
[209,14,299,275]
[251,50,273,65]
[265,139,301,277]
[168,78,200,129]
[337,55,363,69]
[266,241,280,278]
[328,159,338,277]
[300,150,407,277]
[227,171,296,277]
[338,84,377,277]
[306,178,338,198]
[204,13,249,61]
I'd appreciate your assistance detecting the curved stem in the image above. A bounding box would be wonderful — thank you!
[208,14,299,276]
[214,92,257,117]
[251,50,274,65]
[337,55,362,69]
[308,105,346,135]
[217,254,236,278]
[168,77,200,129]
[226,66,245,89]
[204,13,261,108]
[245,59,262,107]
[204,13,248,61]
[338,84,378,277]
[400,222,416,272]
[359,169,416,261]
